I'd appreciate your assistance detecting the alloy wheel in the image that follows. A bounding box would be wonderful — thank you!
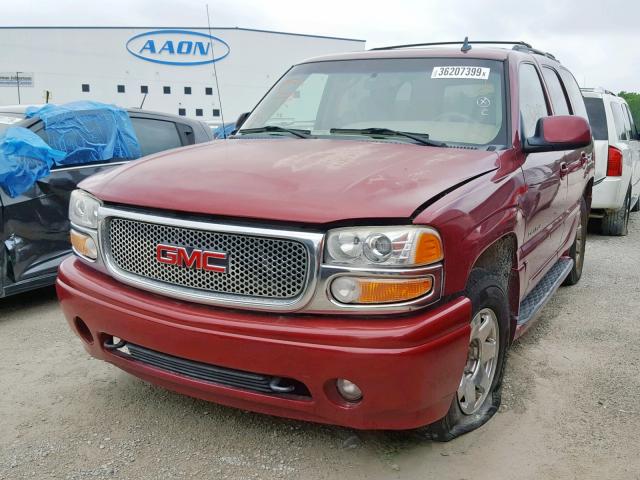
[457,308,500,415]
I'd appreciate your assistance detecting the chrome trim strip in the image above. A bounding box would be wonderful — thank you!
[97,206,324,313]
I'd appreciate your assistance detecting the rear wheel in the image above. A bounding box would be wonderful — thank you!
[631,195,640,213]
[563,197,588,286]
[601,187,631,236]
[419,269,509,442]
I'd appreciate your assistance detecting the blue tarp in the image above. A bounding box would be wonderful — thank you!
[0,101,142,197]
[213,123,235,139]
[25,101,141,165]
[0,127,66,197]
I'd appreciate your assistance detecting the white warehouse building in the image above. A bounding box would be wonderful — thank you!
[0,26,365,124]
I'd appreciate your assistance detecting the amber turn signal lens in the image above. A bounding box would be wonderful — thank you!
[413,232,443,265]
[331,276,433,304]
[70,229,97,260]
[358,277,433,303]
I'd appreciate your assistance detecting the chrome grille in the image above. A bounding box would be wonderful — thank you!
[107,218,309,299]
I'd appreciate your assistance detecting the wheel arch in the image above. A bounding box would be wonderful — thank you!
[467,233,520,344]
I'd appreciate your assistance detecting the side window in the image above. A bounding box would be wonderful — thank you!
[557,69,588,119]
[542,67,570,115]
[130,117,183,156]
[610,103,629,141]
[624,103,638,139]
[519,63,549,138]
[584,97,609,141]
[620,103,632,140]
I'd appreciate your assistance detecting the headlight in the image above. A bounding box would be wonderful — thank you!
[69,189,100,229]
[325,226,443,267]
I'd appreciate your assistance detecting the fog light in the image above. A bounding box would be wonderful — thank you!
[70,229,97,259]
[336,378,363,402]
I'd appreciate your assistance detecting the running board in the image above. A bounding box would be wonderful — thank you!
[517,257,573,327]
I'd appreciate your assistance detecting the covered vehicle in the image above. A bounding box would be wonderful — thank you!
[0,102,213,297]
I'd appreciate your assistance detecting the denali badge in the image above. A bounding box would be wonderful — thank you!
[156,244,228,273]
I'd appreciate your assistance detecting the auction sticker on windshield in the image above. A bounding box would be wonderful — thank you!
[431,66,490,80]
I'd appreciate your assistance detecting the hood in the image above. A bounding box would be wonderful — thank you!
[81,138,499,224]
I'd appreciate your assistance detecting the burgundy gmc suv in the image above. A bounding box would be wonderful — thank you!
[57,40,594,440]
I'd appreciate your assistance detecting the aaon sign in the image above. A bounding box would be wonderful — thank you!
[126,29,230,66]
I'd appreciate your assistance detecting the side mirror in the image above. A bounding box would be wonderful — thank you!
[524,115,592,153]
[235,111,251,130]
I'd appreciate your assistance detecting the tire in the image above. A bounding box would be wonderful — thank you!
[631,195,640,213]
[563,197,588,286]
[418,268,510,442]
[601,187,631,236]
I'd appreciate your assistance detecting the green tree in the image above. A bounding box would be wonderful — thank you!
[619,91,640,129]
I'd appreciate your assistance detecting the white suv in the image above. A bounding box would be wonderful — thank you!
[582,88,640,235]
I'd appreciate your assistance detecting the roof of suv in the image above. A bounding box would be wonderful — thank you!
[581,87,620,99]
[300,46,560,65]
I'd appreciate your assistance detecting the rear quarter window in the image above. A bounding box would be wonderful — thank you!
[584,97,608,141]
[610,102,629,141]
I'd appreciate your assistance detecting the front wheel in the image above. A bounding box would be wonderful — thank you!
[419,268,510,442]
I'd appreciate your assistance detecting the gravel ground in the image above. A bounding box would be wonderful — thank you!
[1,216,640,480]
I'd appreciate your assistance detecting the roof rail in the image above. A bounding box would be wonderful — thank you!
[511,44,558,61]
[581,87,617,97]
[370,39,532,51]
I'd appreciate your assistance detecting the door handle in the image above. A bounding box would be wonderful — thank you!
[560,162,569,177]
[580,152,589,167]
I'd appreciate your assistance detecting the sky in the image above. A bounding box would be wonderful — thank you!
[2,0,639,92]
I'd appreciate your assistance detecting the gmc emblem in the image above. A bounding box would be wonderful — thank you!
[156,244,228,273]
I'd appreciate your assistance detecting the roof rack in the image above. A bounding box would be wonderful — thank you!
[370,38,532,51]
[370,38,558,60]
[511,44,558,61]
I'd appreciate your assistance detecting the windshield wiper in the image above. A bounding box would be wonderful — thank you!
[239,125,311,139]
[329,127,446,147]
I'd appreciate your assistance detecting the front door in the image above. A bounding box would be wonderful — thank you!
[518,63,568,294]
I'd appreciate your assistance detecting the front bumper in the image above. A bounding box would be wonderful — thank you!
[56,258,471,430]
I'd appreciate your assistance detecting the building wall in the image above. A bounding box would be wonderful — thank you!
[0,27,364,123]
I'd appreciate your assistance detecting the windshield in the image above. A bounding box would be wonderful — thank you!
[240,58,507,147]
